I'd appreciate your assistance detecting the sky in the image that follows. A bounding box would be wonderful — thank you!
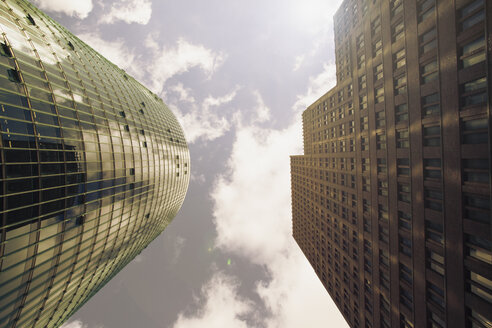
[30,0,349,327]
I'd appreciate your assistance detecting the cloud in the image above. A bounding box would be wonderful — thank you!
[145,36,226,94]
[293,54,305,72]
[211,105,348,327]
[292,63,337,113]
[60,320,88,328]
[173,273,253,328]
[172,88,349,327]
[190,173,206,184]
[76,32,137,74]
[31,0,93,19]
[74,33,225,96]
[169,87,239,144]
[250,91,270,124]
[99,0,152,25]
[212,121,301,263]
[172,236,186,263]
[170,83,195,103]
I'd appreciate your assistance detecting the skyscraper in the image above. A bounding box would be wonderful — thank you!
[0,1,190,327]
[291,0,490,327]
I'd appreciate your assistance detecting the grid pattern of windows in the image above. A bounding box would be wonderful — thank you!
[292,0,491,327]
[0,1,190,328]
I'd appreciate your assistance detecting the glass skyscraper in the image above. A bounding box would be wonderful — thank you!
[0,1,190,327]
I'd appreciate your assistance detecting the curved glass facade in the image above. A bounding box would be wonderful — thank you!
[0,1,190,327]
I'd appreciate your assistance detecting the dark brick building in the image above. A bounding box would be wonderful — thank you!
[290,0,491,327]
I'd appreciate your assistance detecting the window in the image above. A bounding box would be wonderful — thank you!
[418,0,435,22]
[400,313,414,328]
[380,270,390,290]
[364,217,372,233]
[465,234,492,264]
[7,69,21,83]
[468,309,492,328]
[423,125,441,147]
[462,117,488,144]
[371,16,381,36]
[361,115,368,131]
[360,94,367,110]
[378,180,388,196]
[420,28,437,55]
[459,0,484,32]
[380,249,389,268]
[395,103,408,123]
[398,183,411,203]
[362,158,370,172]
[399,211,412,231]
[424,158,441,181]
[375,86,384,104]
[400,263,413,285]
[460,35,486,68]
[26,13,36,25]
[427,281,445,309]
[397,129,409,148]
[463,159,489,186]
[374,63,383,81]
[427,249,445,275]
[400,287,413,309]
[397,158,410,176]
[357,34,365,51]
[422,93,440,117]
[358,53,366,69]
[363,198,371,215]
[379,225,389,243]
[377,158,387,174]
[426,220,444,245]
[376,133,386,150]
[394,74,407,95]
[359,74,367,90]
[391,0,403,17]
[421,59,438,84]
[424,188,443,211]
[362,176,371,192]
[394,48,406,70]
[361,136,369,151]
[461,77,487,108]
[392,20,404,42]
[378,204,388,221]
[463,193,491,223]
[400,235,412,257]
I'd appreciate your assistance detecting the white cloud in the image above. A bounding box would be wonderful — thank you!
[99,0,152,25]
[145,36,226,94]
[60,320,88,328]
[250,91,270,124]
[172,88,349,327]
[32,0,93,19]
[292,63,337,113]
[76,32,137,74]
[211,110,348,327]
[170,87,239,144]
[173,273,253,328]
[170,83,195,103]
[190,173,206,184]
[74,33,225,96]
[212,121,301,263]
[293,54,305,72]
[172,236,186,263]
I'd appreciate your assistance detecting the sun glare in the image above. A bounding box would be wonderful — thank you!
[290,0,343,34]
